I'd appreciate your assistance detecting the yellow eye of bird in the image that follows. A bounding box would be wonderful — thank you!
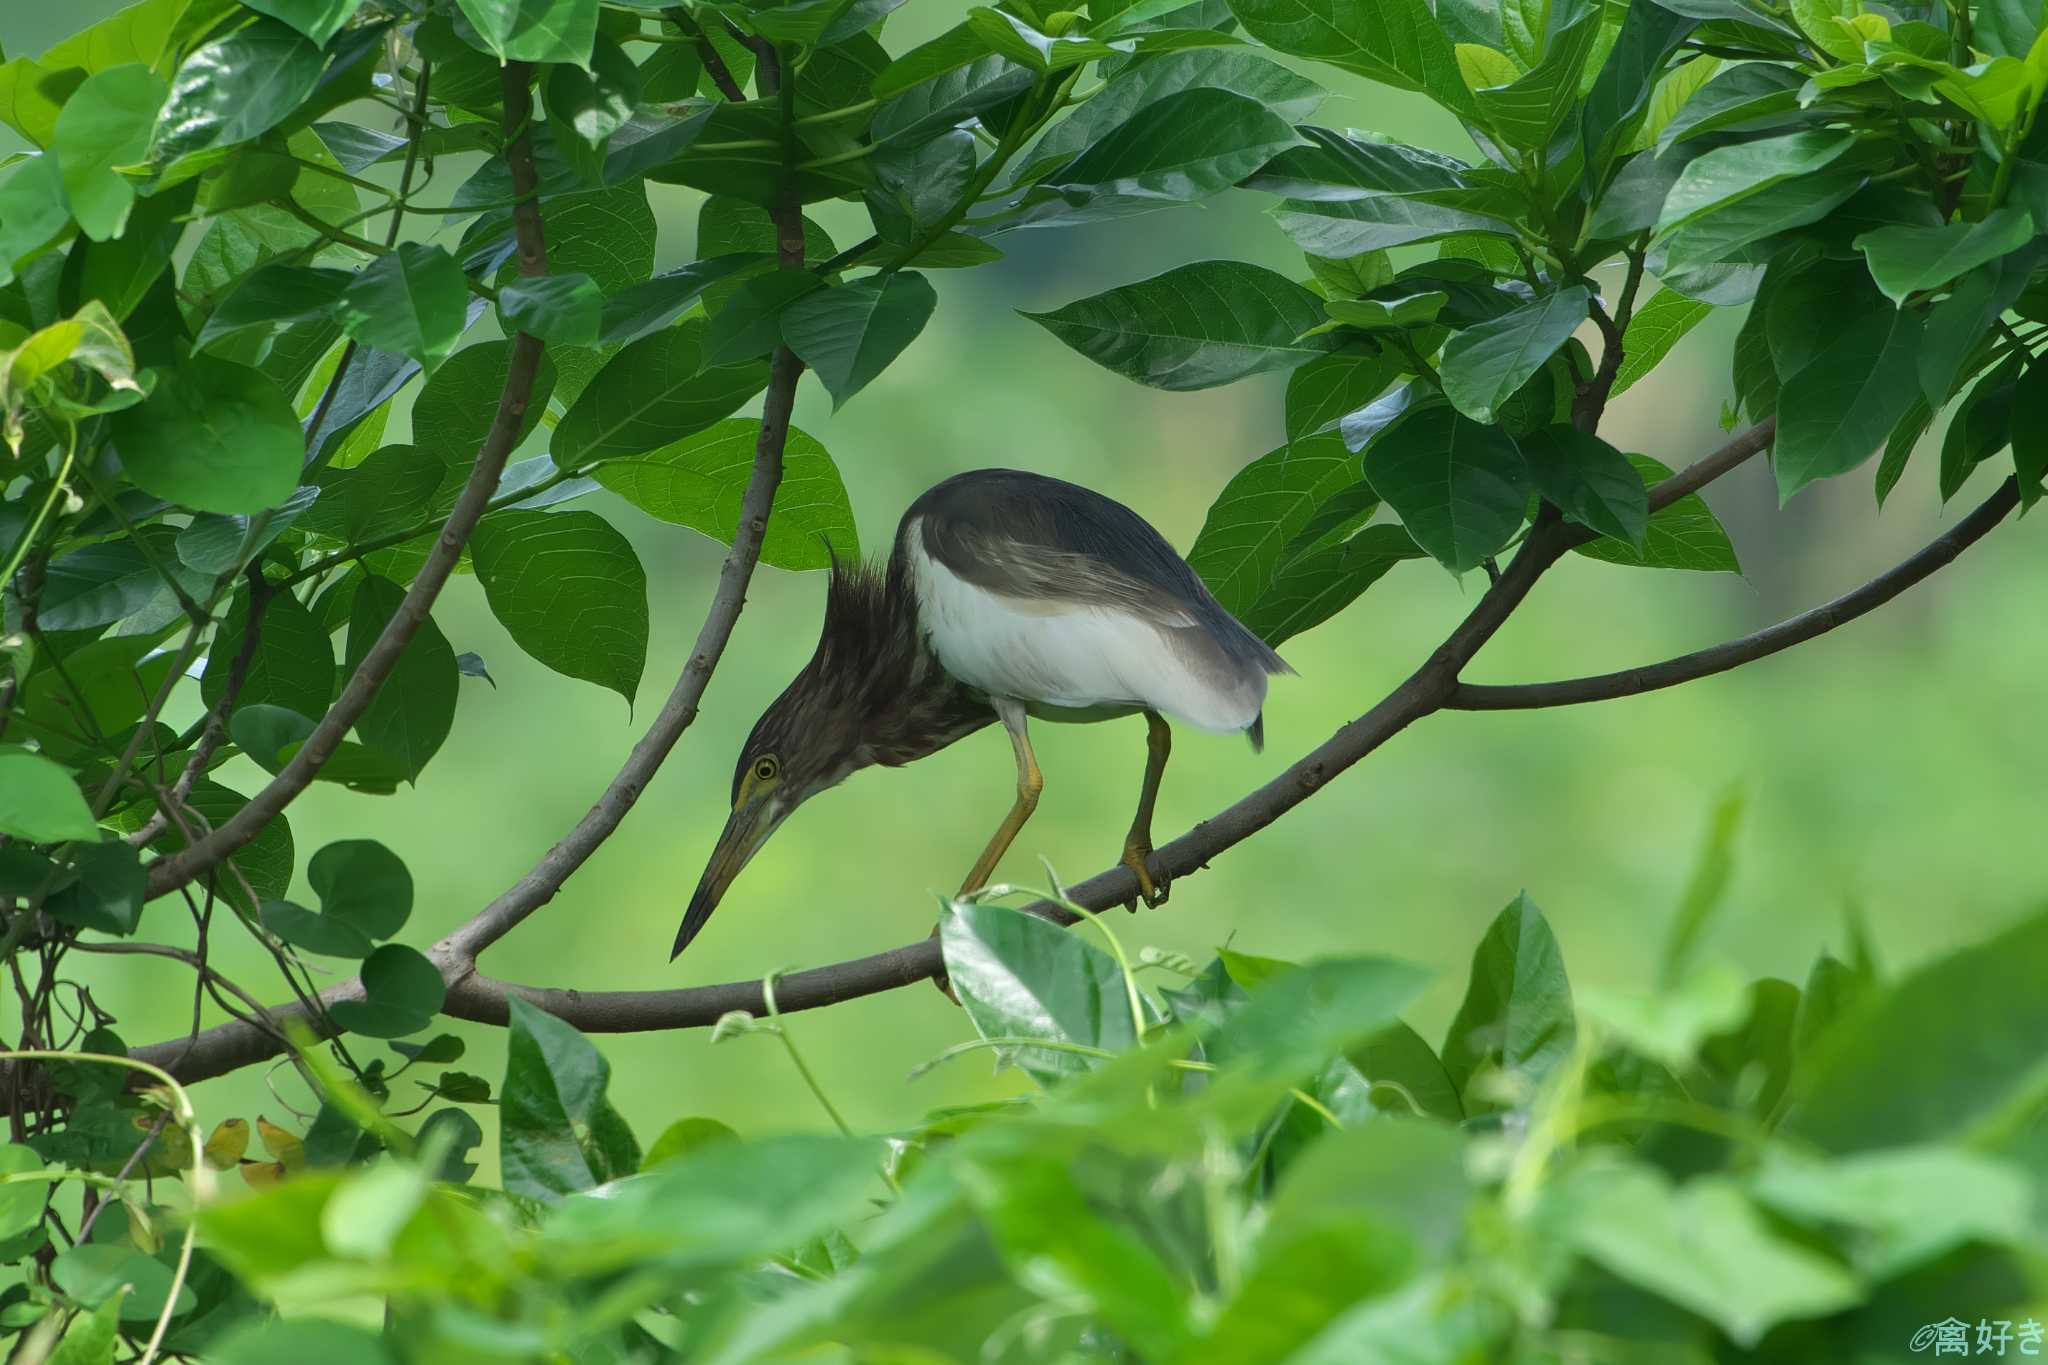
[754,757,778,782]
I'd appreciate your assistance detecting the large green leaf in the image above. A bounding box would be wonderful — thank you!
[590,418,858,570]
[1853,206,2035,306]
[109,354,302,514]
[201,587,336,722]
[328,943,444,1039]
[0,747,97,843]
[1023,261,1337,391]
[498,272,601,347]
[151,18,326,166]
[1285,349,1395,440]
[1362,405,1528,573]
[778,272,937,409]
[335,243,470,373]
[157,779,295,913]
[344,575,457,783]
[196,263,353,354]
[939,900,1139,1083]
[309,838,412,941]
[554,320,770,466]
[455,0,597,65]
[1028,87,1301,216]
[1440,892,1575,1110]
[242,0,365,47]
[1470,10,1602,151]
[1775,301,1922,500]
[1518,426,1648,549]
[501,997,640,1200]
[470,510,648,704]
[1549,1162,1860,1347]
[38,535,182,632]
[1653,130,1856,237]
[52,64,165,241]
[1016,49,1324,184]
[1188,432,1364,615]
[1574,452,1739,571]
[1224,0,1472,115]
[1438,286,1591,424]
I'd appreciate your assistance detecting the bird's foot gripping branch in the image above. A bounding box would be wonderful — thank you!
[0,0,2044,1353]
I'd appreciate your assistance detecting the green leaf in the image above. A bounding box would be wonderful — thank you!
[1240,523,1422,646]
[703,272,823,365]
[1519,426,1648,549]
[1438,286,1591,424]
[1662,785,1744,984]
[1785,905,2048,1154]
[872,52,1036,148]
[0,157,72,287]
[599,255,766,345]
[327,943,444,1038]
[966,6,1119,68]
[1441,892,1574,1110]
[52,65,165,241]
[456,0,597,65]
[344,575,457,783]
[470,509,648,703]
[1285,349,1394,439]
[1580,961,1752,1069]
[412,340,557,463]
[242,0,365,47]
[1188,432,1366,614]
[590,417,858,570]
[1324,291,1448,331]
[779,272,937,409]
[1362,405,1528,573]
[501,997,640,1200]
[1854,207,2036,305]
[335,243,470,372]
[0,747,96,842]
[2012,358,2048,506]
[1611,288,1714,397]
[201,587,335,723]
[498,272,602,346]
[1199,957,1433,1114]
[1653,130,1856,236]
[45,839,145,936]
[1549,1162,1860,1347]
[301,442,442,545]
[1471,11,1602,150]
[1014,49,1325,184]
[108,354,302,514]
[152,19,327,166]
[309,838,412,941]
[51,1243,192,1320]
[939,900,1139,1083]
[546,34,639,147]
[157,779,295,912]
[1033,86,1302,209]
[1574,452,1739,571]
[871,22,1000,98]
[1752,1146,2030,1280]
[1776,301,1922,500]
[554,319,769,466]
[38,538,178,632]
[196,263,353,353]
[0,1145,44,1240]
[1023,261,1337,391]
[1224,0,1473,116]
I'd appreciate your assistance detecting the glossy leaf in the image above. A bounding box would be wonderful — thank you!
[201,587,335,722]
[501,997,640,1200]
[470,509,649,703]
[1854,207,2036,305]
[1224,0,1473,115]
[1241,523,1423,646]
[1611,288,1714,397]
[152,19,326,166]
[1024,261,1337,391]
[1363,405,1528,573]
[1285,349,1394,439]
[1033,87,1301,211]
[1438,286,1591,424]
[1188,432,1366,614]
[939,900,1138,1082]
[242,0,365,47]
[1776,301,1922,500]
[590,418,857,570]
[779,272,937,408]
[456,0,597,65]
[498,272,602,346]
[554,320,770,465]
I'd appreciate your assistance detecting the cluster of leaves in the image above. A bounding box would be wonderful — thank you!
[120,856,2044,1363]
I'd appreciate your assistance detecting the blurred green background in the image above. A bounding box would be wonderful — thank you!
[7,3,2043,1162]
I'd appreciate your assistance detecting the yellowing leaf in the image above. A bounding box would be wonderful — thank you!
[256,1116,304,1171]
[205,1118,250,1169]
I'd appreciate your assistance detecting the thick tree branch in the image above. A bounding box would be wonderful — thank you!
[1450,476,2019,711]
[141,63,552,902]
[122,425,1789,1079]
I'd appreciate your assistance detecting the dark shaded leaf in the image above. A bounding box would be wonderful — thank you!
[1362,405,1527,573]
[554,320,769,465]
[344,576,456,782]
[500,997,640,1200]
[1441,892,1575,1110]
[470,509,648,703]
[779,272,936,408]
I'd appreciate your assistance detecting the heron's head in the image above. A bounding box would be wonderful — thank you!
[674,566,892,959]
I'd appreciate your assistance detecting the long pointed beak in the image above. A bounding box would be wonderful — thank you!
[674,800,776,960]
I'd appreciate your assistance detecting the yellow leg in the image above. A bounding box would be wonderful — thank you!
[1120,711,1171,909]
[959,702,1043,895]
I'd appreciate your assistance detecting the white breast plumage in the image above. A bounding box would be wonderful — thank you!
[904,518,1266,734]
